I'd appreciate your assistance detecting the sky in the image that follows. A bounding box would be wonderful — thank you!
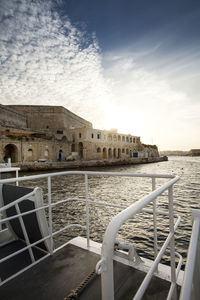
[0,0,200,150]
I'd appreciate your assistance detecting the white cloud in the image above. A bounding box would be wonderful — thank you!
[0,0,111,125]
[102,53,200,150]
[0,0,199,150]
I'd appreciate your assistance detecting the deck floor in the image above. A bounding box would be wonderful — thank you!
[0,243,172,300]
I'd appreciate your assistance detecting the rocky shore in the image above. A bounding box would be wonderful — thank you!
[12,156,168,172]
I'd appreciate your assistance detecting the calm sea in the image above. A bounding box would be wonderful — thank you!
[21,156,200,268]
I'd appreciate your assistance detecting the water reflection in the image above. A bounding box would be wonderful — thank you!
[20,156,200,268]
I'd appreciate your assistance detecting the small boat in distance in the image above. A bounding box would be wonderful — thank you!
[0,170,199,299]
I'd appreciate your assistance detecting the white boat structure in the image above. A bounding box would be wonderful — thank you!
[0,170,199,299]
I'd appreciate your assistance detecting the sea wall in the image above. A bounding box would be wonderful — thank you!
[12,156,168,171]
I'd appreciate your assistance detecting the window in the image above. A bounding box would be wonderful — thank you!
[79,133,82,138]
[113,135,117,142]
[97,147,101,153]
[130,137,132,143]
[122,148,125,153]
[91,133,94,138]
[126,137,129,142]
[122,136,125,142]
[57,130,63,134]
[27,149,33,157]
[133,138,136,143]
[97,133,101,139]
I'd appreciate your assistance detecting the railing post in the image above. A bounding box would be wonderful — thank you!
[16,169,19,186]
[85,174,90,248]
[15,203,35,262]
[48,176,53,255]
[168,186,177,299]
[152,177,158,262]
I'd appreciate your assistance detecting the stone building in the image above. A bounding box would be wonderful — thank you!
[67,127,143,160]
[0,104,159,163]
[188,149,200,156]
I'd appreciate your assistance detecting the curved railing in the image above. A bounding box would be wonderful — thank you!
[96,176,181,300]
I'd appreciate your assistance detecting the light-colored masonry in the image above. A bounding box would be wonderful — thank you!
[0,104,159,163]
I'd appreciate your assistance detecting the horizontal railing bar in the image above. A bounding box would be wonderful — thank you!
[133,216,181,300]
[0,223,85,263]
[0,171,175,184]
[0,194,174,224]
[0,190,36,213]
[0,197,84,223]
[52,224,86,236]
[0,252,51,287]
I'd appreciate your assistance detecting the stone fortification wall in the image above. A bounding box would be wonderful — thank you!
[6,105,92,132]
[0,104,27,129]
[0,136,70,163]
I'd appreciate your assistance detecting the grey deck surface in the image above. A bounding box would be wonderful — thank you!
[0,243,172,300]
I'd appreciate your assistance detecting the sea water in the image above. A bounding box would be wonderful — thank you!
[21,156,200,268]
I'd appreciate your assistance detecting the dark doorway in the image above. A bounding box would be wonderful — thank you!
[4,144,18,163]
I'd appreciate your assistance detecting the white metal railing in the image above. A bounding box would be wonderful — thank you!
[0,171,181,298]
[95,175,181,300]
[180,209,200,300]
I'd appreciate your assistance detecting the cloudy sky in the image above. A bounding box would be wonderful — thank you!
[0,0,200,150]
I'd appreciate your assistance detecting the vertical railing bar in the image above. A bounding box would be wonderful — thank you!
[168,186,177,300]
[15,203,35,263]
[16,169,19,186]
[85,174,90,248]
[152,177,158,263]
[48,176,53,255]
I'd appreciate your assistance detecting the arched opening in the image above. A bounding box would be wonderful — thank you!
[126,149,129,155]
[118,135,121,142]
[4,144,18,163]
[79,142,83,159]
[62,136,68,142]
[97,147,101,153]
[118,148,121,158]
[130,150,132,157]
[108,148,112,159]
[102,148,107,159]
[27,149,33,157]
[113,148,117,158]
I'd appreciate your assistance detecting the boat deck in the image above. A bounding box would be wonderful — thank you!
[0,242,174,300]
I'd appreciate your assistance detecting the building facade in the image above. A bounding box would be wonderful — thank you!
[0,104,159,163]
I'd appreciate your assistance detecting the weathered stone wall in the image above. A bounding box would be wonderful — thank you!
[0,104,159,164]
[0,136,70,163]
[67,127,143,160]
[0,104,27,129]
[188,149,200,156]
[6,105,92,133]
